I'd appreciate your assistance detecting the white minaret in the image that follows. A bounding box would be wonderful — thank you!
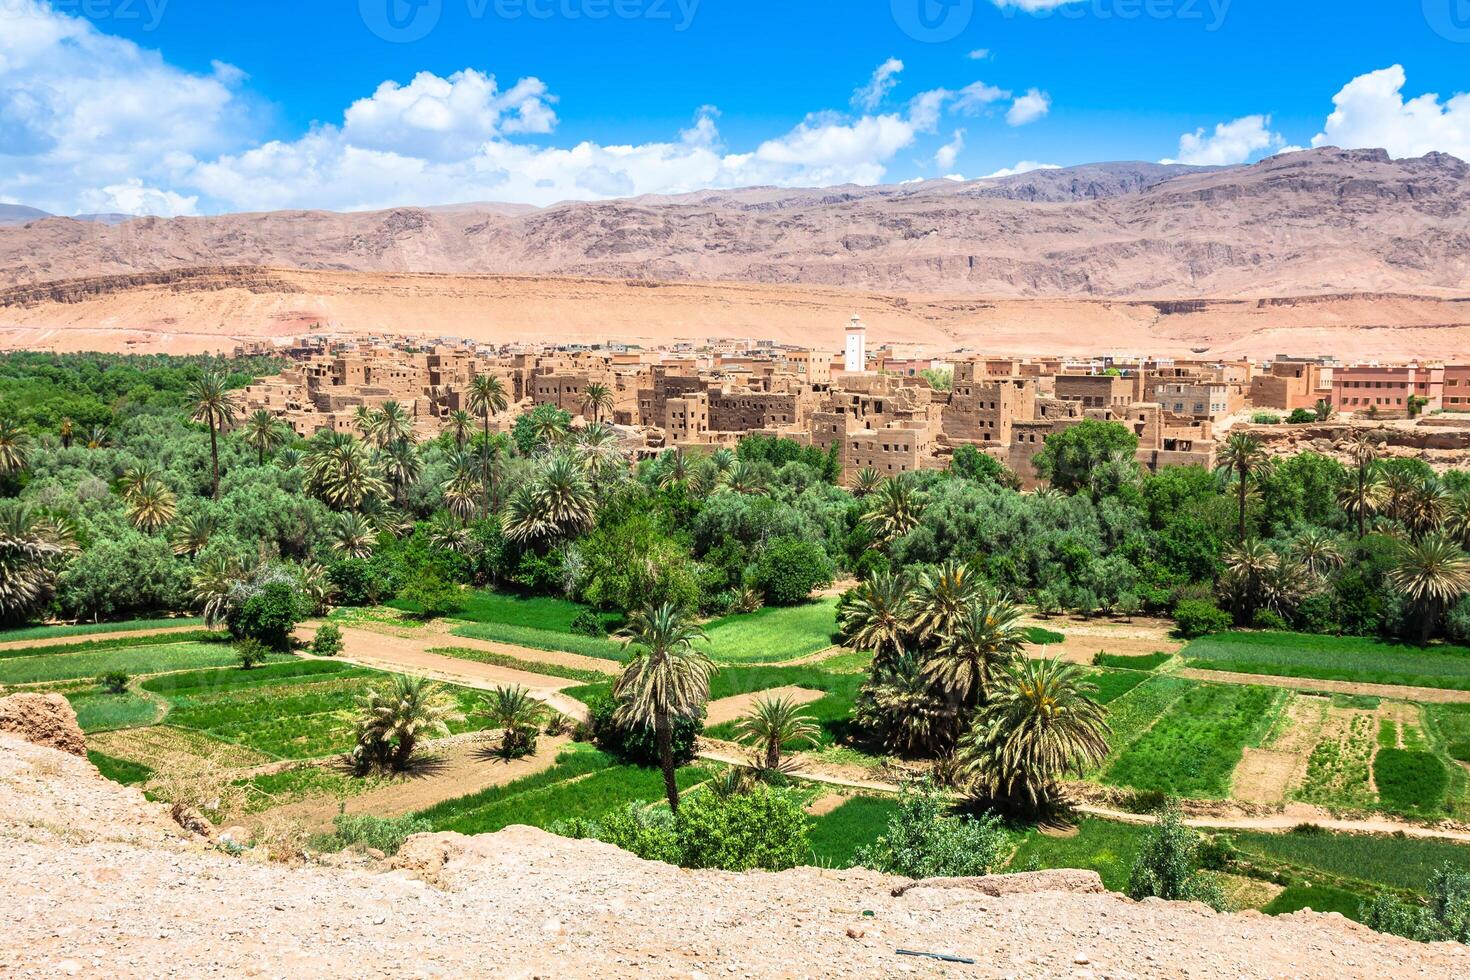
[844,314,867,374]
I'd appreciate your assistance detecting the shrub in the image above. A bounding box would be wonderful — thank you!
[327,813,430,856]
[228,580,306,650]
[1251,412,1282,425]
[569,609,606,637]
[1446,597,1470,646]
[1360,862,1470,943]
[398,569,465,619]
[1251,608,1290,632]
[96,670,130,694]
[553,805,681,865]
[752,537,834,607]
[234,638,271,670]
[1174,599,1232,638]
[852,781,1010,879]
[1287,408,1318,424]
[1126,801,1228,910]
[585,693,701,767]
[310,623,344,658]
[675,786,811,872]
[1292,593,1340,635]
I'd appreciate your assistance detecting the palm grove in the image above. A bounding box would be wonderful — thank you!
[4,354,1470,813]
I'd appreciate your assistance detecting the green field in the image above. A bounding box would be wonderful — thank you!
[1262,884,1366,919]
[1372,748,1449,815]
[0,617,204,643]
[702,598,840,664]
[0,630,220,661]
[1098,674,1197,759]
[808,795,900,867]
[66,691,159,732]
[402,590,623,633]
[1105,683,1282,797]
[0,639,260,686]
[1230,827,1470,893]
[705,664,865,746]
[1183,632,1470,691]
[428,646,609,684]
[87,751,153,786]
[1006,818,1150,892]
[1086,667,1150,705]
[1094,651,1174,672]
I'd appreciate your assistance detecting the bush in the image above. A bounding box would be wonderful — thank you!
[97,670,130,694]
[585,693,702,767]
[398,569,465,619]
[675,786,811,872]
[1360,862,1470,943]
[852,781,1010,879]
[234,638,271,670]
[752,537,834,607]
[570,609,606,637]
[1251,608,1290,632]
[1292,593,1340,635]
[326,813,430,856]
[1251,412,1282,425]
[1174,599,1232,638]
[228,580,306,650]
[310,623,344,658]
[1126,801,1228,910]
[1286,408,1318,424]
[553,805,682,865]
[1446,597,1470,646]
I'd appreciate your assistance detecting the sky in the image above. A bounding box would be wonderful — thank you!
[2,0,1469,216]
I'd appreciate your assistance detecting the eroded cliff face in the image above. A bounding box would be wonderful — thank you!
[1,731,1468,978]
[1,149,1468,298]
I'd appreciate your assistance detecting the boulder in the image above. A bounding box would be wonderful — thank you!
[0,693,87,757]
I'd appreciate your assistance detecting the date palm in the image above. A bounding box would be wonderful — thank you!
[861,477,925,547]
[188,371,236,499]
[428,514,477,554]
[501,484,555,544]
[478,685,546,759]
[839,570,912,667]
[906,561,982,646]
[353,405,376,440]
[1221,538,1280,622]
[926,595,1028,710]
[330,511,378,559]
[734,695,819,771]
[854,650,958,756]
[957,657,1111,814]
[0,503,76,624]
[581,382,614,424]
[128,479,177,533]
[467,374,508,517]
[445,409,474,448]
[170,512,216,557]
[379,439,421,507]
[1216,431,1271,542]
[656,447,693,491]
[118,463,164,502]
[442,470,482,524]
[615,602,713,812]
[1404,479,1452,540]
[535,454,596,538]
[0,417,30,477]
[852,467,883,498]
[1449,490,1470,549]
[304,432,388,512]
[353,675,462,773]
[59,416,74,450]
[241,409,287,465]
[720,459,768,496]
[1388,534,1470,644]
[189,553,245,628]
[1292,527,1345,577]
[372,401,415,448]
[85,425,109,449]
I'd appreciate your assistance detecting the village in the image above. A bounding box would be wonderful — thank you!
[235,316,1470,485]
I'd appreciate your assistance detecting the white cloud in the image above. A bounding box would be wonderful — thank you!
[1006,89,1051,126]
[1311,65,1470,160]
[953,82,1011,115]
[852,58,904,112]
[341,70,558,161]
[1165,114,1284,166]
[935,130,966,171]
[980,161,1063,179]
[968,49,991,61]
[76,179,198,218]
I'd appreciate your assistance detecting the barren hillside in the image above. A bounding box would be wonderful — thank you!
[1,732,1466,977]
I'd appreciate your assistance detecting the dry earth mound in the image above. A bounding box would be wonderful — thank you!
[0,693,86,757]
[1,734,1468,976]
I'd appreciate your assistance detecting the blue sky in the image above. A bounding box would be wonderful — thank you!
[3,0,1469,215]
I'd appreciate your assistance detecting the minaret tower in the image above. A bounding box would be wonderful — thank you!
[844,314,867,374]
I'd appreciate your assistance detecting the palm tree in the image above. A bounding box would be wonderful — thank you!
[478,685,546,758]
[906,561,982,646]
[304,433,388,511]
[957,657,1111,814]
[0,503,76,624]
[854,650,958,756]
[59,416,74,450]
[85,425,109,449]
[852,467,883,498]
[1216,431,1271,542]
[581,382,614,424]
[353,405,376,441]
[839,570,912,666]
[656,447,693,491]
[534,454,597,538]
[373,401,415,447]
[530,412,569,451]
[428,515,477,554]
[733,695,819,771]
[1314,399,1336,422]
[169,512,216,557]
[1292,527,1345,577]
[379,439,421,507]
[719,459,768,496]
[1339,432,1382,539]
[502,484,555,544]
[445,409,474,448]
[615,602,714,812]
[1221,538,1280,623]
[353,675,463,772]
[190,553,245,629]
[0,418,30,477]
[117,463,164,502]
[1449,489,1470,549]
[1388,534,1470,644]
[188,371,236,500]
[925,595,1028,710]
[1404,479,1452,540]
[467,374,508,517]
[127,479,177,533]
[299,561,335,615]
[442,470,482,524]
[241,410,287,465]
[861,478,925,546]
[330,511,378,559]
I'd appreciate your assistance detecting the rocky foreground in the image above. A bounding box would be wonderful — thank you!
[2,730,1468,978]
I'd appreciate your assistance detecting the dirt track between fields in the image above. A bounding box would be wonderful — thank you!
[1175,667,1470,704]
[0,625,202,653]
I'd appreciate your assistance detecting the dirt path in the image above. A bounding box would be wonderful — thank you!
[294,625,592,723]
[1232,695,1328,805]
[0,625,202,653]
[1175,667,1470,704]
[422,632,621,677]
[1020,614,1183,665]
[703,686,826,726]
[252,735,572,830]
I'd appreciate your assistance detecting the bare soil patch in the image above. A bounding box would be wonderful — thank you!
[89,725,272,772]
[1234,695,1331,805]
[803,792,849,817]
[1175,667,1470,704]
[1021,614,1183,665]
[704,686,825,726]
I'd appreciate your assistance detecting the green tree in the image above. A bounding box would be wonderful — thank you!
[0,417,31,477]
[733,694,820,771]
[0,504,74,625]
[1033,419,1139,497]
[752,536,834,606]
[949,444,1011,487]
[1216,432,1272,542]
[615,602,714,812]
[478,685,546,759]
[1389,534,1470,644]
[1126,801,1228,910]
[581,382,614,424]
[241,409,287,465]
[188,371,237,500]
[861,477,925,546]
[925,594,1027,710]
[352,675,462,773]
[467,374,509,515]
[852,780,1010,879]
[675,786,812,871]
[839,570,912,665]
